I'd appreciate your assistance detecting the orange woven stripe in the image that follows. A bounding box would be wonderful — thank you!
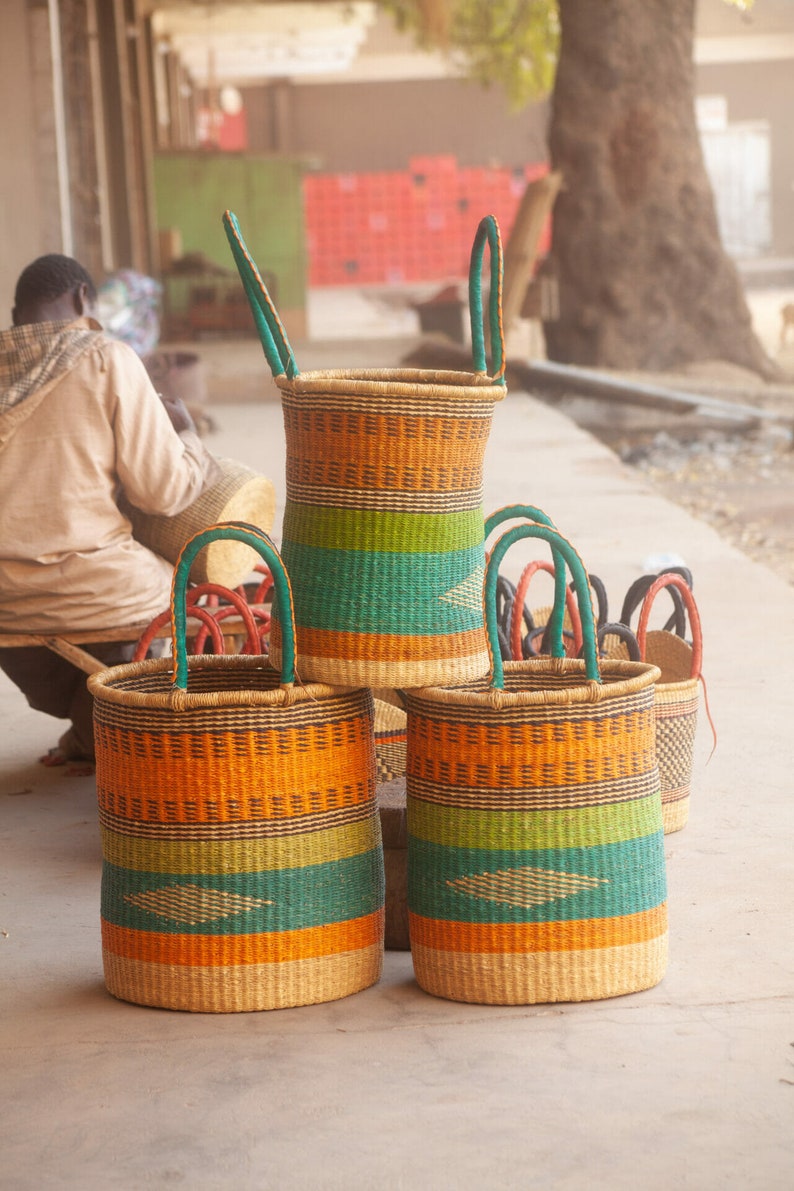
[278,623,486,663]
[286,408,489,452]
[407,715,657,787]
[102,910,384,966]
[287,457,484,494]
[95,723,374,822]
[408,905,667,953]
[284,414,489,492]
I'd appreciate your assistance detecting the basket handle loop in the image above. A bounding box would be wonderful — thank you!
[222,209,299,381]
[620,569,690,636]
[512,560,584,661]
[469,215,506,385]
[485,504,567,661]
[485,520,600,688]
[170,522,297,691]
[636,572,702,679]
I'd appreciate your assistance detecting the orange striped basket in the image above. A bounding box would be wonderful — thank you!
[223,209,507,688]
[403,512,666,1005]
[635,572,703,834]
[88,522,384,1013]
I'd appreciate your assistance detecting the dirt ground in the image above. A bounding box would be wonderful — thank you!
[615,289,794,586]
[535,287,794,587]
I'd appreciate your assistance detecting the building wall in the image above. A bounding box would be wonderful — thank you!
[696,58,794,256]
[243,78,550,174]
[0,0,59,320]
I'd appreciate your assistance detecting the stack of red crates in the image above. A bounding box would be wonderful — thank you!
[304,155,551,288]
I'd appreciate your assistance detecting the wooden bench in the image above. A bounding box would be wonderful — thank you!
[0,617,261,676]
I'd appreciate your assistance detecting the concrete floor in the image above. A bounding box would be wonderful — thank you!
[2,319,793,1189]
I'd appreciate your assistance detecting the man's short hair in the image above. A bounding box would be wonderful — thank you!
[14,254,98,310]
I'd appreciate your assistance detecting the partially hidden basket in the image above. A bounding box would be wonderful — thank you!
[635,572,703,834]
[88,522,384,1013]
[224,209,507,687]
[403,511,666,1005]
[123,457,277,589]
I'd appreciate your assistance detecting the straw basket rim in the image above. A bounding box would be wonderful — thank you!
[654,673,700,695]
[88,653,360,711]
[276,367,506,402]
[406,657,661,709]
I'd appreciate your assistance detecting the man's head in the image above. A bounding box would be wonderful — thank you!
[12,254,98,326]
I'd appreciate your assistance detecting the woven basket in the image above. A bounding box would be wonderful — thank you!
[374,697,408,785]
[124,457,276,588]
[403,512,666,1005]
[224,209,507,687]
[88,522,384,1013]
[635,572,702,834]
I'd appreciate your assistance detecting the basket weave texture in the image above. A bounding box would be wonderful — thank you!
[224,209,507,687]
[89,524,384,1012]
[374,696,407,784]
[404,516,667,1005]
[124,457,276,588]
[636,574,702,834]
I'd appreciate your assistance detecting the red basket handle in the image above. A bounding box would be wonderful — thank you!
[636,572,702,679]
[510,560,583,660]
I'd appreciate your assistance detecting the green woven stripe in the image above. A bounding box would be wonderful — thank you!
[101,818,379,875]
[408,794,662,851]
[283,504,485,553]
[101,852,385,935]
[407,836,666,924]
[278,540,486,634]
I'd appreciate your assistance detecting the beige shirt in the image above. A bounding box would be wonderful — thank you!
[0,319,219,632]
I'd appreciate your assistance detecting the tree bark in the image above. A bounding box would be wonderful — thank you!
[545,0,777,379]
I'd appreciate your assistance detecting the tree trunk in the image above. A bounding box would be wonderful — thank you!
[545,0,777,379]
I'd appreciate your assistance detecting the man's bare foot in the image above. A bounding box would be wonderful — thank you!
[38,727,94,772]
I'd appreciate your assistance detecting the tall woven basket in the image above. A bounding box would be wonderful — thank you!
[223,209,507,688]
[403,513,666,1005]
[88,523,384,1013]
[635,572,702,834]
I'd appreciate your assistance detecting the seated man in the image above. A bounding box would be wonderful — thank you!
[0,253,221,765]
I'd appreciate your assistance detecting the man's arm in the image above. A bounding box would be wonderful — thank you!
[108,343,221,517]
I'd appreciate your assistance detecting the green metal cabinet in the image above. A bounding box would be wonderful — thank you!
[153,152,308,331]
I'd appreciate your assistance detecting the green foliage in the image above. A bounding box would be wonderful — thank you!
[381,0,750,107]
[382,0,559,109]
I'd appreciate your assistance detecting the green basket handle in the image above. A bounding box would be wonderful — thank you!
[484,504,567,661]
[222,210,299,381]
[469,215,506,385]
[170,521,296,690]
[485,521,600,688]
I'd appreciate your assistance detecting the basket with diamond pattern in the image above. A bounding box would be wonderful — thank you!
[88,522,384,1012]
[403,512,666,1005]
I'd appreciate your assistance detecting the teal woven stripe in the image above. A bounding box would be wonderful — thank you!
[408,794,662,852]
[101,852,385,936]
[407,836,666,924]
[283,504,485,554]
[278,540,486,634]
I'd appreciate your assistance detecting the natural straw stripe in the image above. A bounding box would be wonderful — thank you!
[283,482,485,515]
[279,370,503,403]
[409,936,668,1005]
[407,768,661,812]
[103,945,383,1013]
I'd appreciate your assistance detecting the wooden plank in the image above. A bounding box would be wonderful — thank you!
[36,638,109,676]
[501,171,563,338]
[0,615,262,654]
